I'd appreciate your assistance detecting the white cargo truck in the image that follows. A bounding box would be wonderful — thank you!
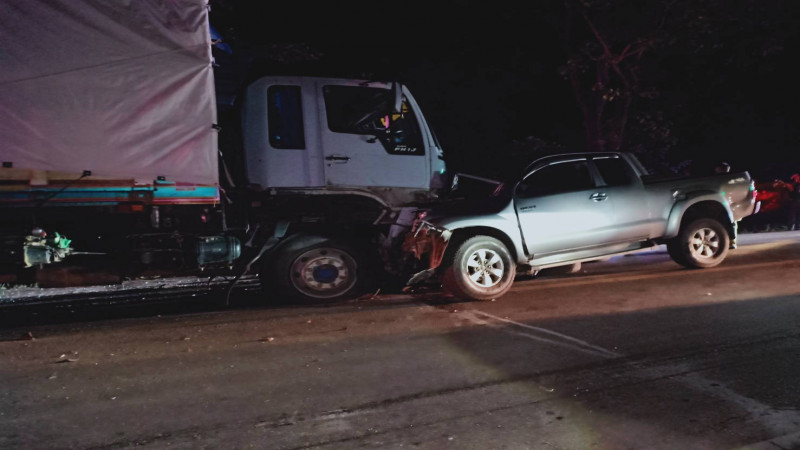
[0,0,446,301]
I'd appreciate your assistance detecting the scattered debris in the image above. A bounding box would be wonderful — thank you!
[55,352,78,363]
[21,331,35,341]
[259,337,275,343]
[48,373,57,380]
[56,357,78,363]
[358,288,382,300]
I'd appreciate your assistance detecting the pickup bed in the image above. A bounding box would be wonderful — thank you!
[407,152,757,300]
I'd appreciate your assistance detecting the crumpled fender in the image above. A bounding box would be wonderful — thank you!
[431,212,528,264]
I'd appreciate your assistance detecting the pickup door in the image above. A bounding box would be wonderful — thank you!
[514,157,618,256]
[514,155,657,258]
[589,155,655,242]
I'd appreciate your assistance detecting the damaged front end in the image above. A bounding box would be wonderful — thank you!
[401,219,452,286]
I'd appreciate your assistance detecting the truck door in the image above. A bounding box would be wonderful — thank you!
[515,159,616,256]
[318,83,429,189]
[589,155,653,241]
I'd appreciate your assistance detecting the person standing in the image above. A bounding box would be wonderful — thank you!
[789,174,800,231]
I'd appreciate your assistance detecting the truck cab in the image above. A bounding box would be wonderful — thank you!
[242,77,446,206]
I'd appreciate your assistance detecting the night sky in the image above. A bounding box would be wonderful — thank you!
[209,0,799,181]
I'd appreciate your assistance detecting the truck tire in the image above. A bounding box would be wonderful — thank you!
[442,235,515,301]
[668,218,730,269]
[262,236,366,302]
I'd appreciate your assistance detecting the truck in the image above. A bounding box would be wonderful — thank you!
[406,151,757,300]
[0,0,445,301]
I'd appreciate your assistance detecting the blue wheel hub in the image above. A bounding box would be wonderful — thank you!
[312,264,339,283]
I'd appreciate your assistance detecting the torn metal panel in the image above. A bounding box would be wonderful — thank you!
[403,221,452,270]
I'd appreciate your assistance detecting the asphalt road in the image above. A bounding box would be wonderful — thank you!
[2,231,800,449]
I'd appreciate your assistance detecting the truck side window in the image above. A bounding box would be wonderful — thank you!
[593,157,633,186]
[268,86,305,149]
[323,85,424,156]
[517,161,594,198]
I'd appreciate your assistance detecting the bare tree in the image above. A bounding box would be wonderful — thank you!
[559,0,667,152]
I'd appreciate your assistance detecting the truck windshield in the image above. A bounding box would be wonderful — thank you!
[323,85,424,155]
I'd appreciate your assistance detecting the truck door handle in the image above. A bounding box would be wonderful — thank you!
[325,155,351,163]
[589,192,608,201]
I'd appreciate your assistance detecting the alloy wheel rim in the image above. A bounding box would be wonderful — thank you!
[690,227,721,260]
[465,248,504,288]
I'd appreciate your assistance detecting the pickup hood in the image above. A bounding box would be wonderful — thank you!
[424,194,512,224]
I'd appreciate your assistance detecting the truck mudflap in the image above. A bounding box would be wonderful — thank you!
[402,221,452,285]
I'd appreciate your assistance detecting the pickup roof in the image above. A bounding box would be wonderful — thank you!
[407,152,757,300]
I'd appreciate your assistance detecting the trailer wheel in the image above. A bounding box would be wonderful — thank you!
[262,237,366,302]
[668,218,730,269]
[442,235,515,301]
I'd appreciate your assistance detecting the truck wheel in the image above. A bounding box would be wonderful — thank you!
[263,237,365,302]
[442,235,515,301]
[668,218,730,269]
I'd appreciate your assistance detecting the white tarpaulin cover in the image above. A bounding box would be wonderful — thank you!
[0,0,218,184]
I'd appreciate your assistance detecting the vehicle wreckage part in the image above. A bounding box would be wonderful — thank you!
[668,218,730,269]
[442,235,515,301]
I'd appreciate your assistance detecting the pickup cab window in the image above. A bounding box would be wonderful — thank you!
[517,160,595,198]
[593,157,634,186]
[323,85,423,156]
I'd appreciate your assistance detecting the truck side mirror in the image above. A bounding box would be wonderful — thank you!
[450,174,460,191]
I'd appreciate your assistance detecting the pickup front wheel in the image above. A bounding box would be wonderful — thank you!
[668,218,730,269]
[442,235,515,301]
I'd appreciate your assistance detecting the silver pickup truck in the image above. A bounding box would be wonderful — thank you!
[406,152,757,301]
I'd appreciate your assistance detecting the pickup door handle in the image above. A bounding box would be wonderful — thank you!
[589,192,608,202]
[325,155,351,163]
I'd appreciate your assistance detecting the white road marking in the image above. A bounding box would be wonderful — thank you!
[462,308,800,441]
[457,310,617,359]
[469,310,620,358]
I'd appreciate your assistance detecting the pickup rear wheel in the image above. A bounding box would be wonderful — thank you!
[668,218,730,268]
[442,235,515,301]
